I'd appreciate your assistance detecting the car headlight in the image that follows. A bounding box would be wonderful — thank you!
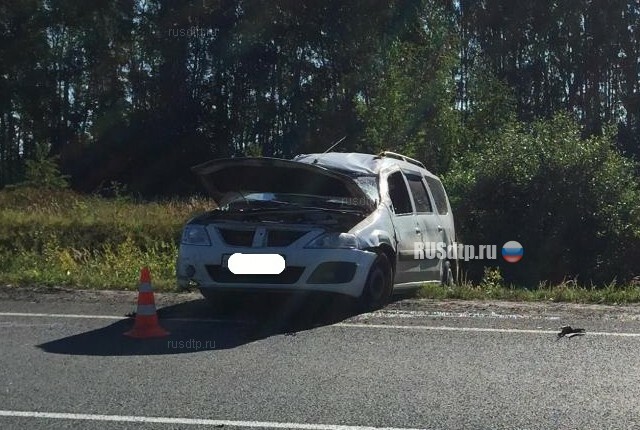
[181,225,211,246]
[305,232,358,249]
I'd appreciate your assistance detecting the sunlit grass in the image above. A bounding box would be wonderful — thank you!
[0,188,213,291]
[2,187,640,302]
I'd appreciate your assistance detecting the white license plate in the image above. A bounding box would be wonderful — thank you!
[221,253,286,269]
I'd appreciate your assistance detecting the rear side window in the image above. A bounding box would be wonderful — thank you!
[425,176,449,215]
[405,174,433,213]
[387,172,413,214]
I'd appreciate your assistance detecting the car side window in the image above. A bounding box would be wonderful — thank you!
[387,171,413,215]
[424,176,449,215]
[405,173,433,213]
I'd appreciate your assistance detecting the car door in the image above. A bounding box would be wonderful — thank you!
[404,171,443,281]
[383,169,422,284]
[424,175,455,244]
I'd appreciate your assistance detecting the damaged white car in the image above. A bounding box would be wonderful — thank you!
[177,152,456,310]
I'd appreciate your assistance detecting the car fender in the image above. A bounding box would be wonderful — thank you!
[350,206,398,252]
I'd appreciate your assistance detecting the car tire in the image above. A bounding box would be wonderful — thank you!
[442,259,455,286]
[357,253,393,312]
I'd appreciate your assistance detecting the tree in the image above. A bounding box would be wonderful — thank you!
[357,3,461,173]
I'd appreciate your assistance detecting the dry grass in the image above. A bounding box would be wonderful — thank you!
[0,188,213,291]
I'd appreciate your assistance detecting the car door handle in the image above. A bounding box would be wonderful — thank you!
[437,225,443,232]
[415,228,422,234]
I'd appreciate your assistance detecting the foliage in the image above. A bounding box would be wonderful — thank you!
[461,62,517,148]
[356,5,463,172]
[2,1,639,193]
[12,154,70,190]
[0,188,213,290]
[479,267,504,290]
[446,114,640,286]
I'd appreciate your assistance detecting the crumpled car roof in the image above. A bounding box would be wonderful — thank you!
[293,153,382,176]
[294,152,436,177]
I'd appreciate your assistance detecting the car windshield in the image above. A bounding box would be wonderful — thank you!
[221,175,378,209]
[353,175,379,202]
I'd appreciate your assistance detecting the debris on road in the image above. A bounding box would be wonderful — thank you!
[557,325,586,339]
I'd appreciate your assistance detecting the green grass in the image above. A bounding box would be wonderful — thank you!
[0,187,212,291]
[418,271,640,305]
[2,187,640,303]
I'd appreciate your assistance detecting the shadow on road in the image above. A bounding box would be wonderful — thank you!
[38,292,362,356]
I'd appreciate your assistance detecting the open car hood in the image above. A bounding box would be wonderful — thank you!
[192,157,375,210]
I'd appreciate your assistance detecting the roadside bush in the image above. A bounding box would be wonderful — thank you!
[11,154,70,190]
[445,114,640,286]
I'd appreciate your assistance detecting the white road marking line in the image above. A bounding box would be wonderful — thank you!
[336,322,640,337]
[0,312,251,324]
[362,309,561,321]
[0,410,425,430]
[368,309,640,322]
[2,311,640,337]
[0,312,122,320]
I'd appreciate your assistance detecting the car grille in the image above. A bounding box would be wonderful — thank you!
[217,227,310,247]
[217,228,255,246]
[266,230,309,247]
[206,265,305,284]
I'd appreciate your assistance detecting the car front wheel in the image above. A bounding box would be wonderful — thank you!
[357,253,393,312]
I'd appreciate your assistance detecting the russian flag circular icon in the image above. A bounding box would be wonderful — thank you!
[502,241,523,263]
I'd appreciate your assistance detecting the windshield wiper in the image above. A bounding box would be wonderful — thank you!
[266,200,366,214]
[229,199,363,214]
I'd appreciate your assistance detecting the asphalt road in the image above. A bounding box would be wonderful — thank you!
[2,288,640,429]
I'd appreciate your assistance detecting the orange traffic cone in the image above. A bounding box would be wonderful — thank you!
[124,267,169,338]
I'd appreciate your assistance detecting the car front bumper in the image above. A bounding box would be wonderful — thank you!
[176,246,378,298]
